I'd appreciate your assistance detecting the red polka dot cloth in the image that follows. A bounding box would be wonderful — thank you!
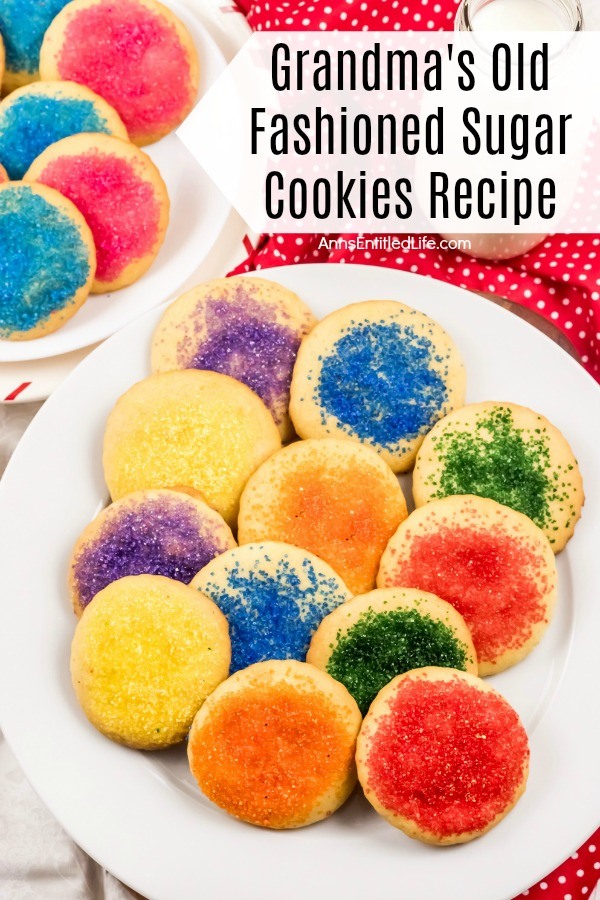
[229,0,600,896]
[231,0,600,381]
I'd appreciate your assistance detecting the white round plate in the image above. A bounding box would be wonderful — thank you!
[0,0,229,364]
[0,264,598,900]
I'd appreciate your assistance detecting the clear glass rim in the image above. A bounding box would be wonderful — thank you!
[455,0,585,32]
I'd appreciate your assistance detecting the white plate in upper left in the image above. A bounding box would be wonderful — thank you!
[0,0,230,364]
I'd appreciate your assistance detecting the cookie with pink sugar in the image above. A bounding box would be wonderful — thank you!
[39,0,199,145]
[0,162,7,183]
[25,133,169,292]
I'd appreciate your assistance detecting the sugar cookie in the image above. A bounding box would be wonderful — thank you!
[237,438,408,594]
[412,401,584,551]
[356,667,530,845]
[103,370,282,527]
[71,574,231,749]
[0,181,95,340]
[290,300,466,473]
[0,0,71,93]
[39,0,199,145]
[191,541,351,672]
[69,489,236,617]
[378,495,558,675]
[25,132,169,292]
[188,660,361,828]
[151,276,316,441]
[307,588,477,714]
[0,81,127,180]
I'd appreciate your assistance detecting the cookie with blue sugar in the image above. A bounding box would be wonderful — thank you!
[289,299,466,473]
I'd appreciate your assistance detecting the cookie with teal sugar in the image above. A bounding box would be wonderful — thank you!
[69,489,236,617]
[0,0,72,93]
[0,181,95,340]
[307,587,477,715]
[412,401,584,552]
[190,541,352,673]
[151,277,317,442]
[0,81,127,180]
[289,300,466,473]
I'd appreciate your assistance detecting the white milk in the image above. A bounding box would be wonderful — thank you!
[473,0,571,30]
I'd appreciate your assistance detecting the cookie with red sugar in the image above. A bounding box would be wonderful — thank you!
[25,133,169,292]
[0,161,7,183]
[356,667,530,845]
[378,495,558,675]
[188,660,362,829]
[39,0,199,145]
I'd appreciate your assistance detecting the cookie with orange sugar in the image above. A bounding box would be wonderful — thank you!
[356,667,530,845]
[188,660,361,829]
[237,438,408,595]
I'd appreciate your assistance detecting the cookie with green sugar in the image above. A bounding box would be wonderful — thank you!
[306,587,477,716]
[412,401,584,552]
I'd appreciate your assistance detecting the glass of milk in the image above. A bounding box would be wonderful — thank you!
[446,0,582,260]
[455,0,583,32]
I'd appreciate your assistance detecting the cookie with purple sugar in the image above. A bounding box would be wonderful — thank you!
[69,489,236,617]
[151,276,316,441]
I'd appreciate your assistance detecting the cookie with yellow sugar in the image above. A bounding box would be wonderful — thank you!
[289,300,466,473]
[151,276,316,441]
[103,370,282,527]
[70,574,231,749]
[237,438,408,595]
[412,401,584,551]
[188,660,362,829]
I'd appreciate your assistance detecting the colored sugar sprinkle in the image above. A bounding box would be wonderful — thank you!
[430,407,559,528]
[366,675,529,837]
[0,0,70,74]
[72,495,231,610]
[189,683,353,827]
[326,608,470,714]
[36,152,160,282]
[246,454,404,595]
[183,288,300,425]
[317,321,449,451]
[389,525,549,662]
[200,555,348,672]
[0,186,90,335]
[0,94,113,180]
[55,0,194,139]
